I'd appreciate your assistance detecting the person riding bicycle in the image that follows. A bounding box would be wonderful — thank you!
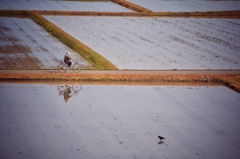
[64,51,72,68]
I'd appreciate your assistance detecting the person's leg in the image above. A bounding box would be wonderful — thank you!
[68,61,72,67]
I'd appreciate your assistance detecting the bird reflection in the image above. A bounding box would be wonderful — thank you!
[158,140,165,145]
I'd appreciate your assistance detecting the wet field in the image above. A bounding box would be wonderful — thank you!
[0,82,240,159]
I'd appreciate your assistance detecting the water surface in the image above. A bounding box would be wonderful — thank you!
[0,83,240,159]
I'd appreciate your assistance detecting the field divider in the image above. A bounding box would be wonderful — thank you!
[110,0,152,13]
[38,10,240,18]
[1,10,240,18]
[0,71,239,92]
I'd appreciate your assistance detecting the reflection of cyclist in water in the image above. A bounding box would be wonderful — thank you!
[57,84,82,104]
[63,87,73,103]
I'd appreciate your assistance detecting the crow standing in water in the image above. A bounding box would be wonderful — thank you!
[158,136,165,144]
[158,136,165,140]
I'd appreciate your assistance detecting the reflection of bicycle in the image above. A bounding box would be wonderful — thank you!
[57,84,82,92]
[57,84,82,103]
[58,60,82,73]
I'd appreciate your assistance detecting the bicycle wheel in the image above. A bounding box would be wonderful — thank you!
[57,84,67,92]
[73,85,82,92]
[72,63,82,73]
[58,63,67,73]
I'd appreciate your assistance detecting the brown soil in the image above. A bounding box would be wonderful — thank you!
[0,23,41,70]
[0,31,42,69]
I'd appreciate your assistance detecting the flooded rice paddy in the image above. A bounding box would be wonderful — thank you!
[0,82,240,159]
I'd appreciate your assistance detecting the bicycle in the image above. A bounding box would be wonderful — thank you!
[58,60,82,73]
[57,84,82,103]
[57,84,82,93]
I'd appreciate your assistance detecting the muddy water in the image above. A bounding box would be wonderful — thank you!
[0,83,240,159]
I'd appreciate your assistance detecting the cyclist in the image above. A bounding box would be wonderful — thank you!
[64,51,73,68]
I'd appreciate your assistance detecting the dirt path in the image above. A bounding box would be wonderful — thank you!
[0,69,239,83]
[0,69,239,75]
[1,69,239,92]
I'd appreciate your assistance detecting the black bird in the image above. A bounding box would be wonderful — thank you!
[158,136,165,140]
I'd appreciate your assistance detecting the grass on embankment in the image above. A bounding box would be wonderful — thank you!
[0,10,118,70]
